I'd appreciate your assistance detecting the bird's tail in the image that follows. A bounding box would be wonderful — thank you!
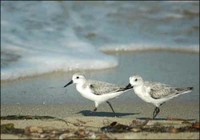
[175,87,193,95]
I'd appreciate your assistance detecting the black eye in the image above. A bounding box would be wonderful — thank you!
[76,76,79,79]
[135,79,138,81]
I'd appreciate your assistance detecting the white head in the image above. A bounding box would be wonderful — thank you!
[72,73,86,84]
[64,73,86,87]
[129,75,144,87]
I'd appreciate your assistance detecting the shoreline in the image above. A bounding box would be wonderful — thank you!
[1,51,199,105]
[1,101,199,121]
[101,47,199,54]
[1,50,199,139]
[1,49,199,82]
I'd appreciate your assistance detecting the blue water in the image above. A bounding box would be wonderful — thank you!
[1,52,199,105]
[1,1,199,80]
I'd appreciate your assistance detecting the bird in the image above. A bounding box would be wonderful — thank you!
[125,75,193,119]
[64,73,132,116]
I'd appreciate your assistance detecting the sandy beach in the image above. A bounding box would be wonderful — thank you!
[1,115,199,139]
[2,1,199,139]
[1,51,199,139]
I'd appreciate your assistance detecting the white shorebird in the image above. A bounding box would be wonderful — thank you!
[125,75,193,119]
[64,73,132,116]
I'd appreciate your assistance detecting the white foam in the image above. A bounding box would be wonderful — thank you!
[1,1,198,80]
[1,38,118,80]
[100,43,199,53]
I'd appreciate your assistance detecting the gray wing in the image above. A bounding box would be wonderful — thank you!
[86,80,125,95]
[144,81,178,99]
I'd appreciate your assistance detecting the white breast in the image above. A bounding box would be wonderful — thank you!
[76,84,97,101]
[133,86,153,103]
[76,84,125,105]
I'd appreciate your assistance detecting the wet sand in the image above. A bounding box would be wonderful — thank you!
[1,51,199,139]
[1,115,199,139]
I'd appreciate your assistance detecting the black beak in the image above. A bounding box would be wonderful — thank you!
[64,80,73,88]
[124,83,133,90]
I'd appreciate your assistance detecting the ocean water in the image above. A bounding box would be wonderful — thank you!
[1,1,199,80]
[1,52,199,104]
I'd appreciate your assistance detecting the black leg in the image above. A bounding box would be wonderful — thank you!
[153,107,160,119]
[153,107,157,119]
[157,107,160,116]
[160,102,165,106]
[106,101,115,113]
[106,101,117,116]
[93,107,97,112]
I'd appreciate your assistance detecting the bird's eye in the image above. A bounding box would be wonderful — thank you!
[76,76,79,79]
[135,79,138,81]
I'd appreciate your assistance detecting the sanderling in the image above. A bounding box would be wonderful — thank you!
[64,73,132,116]
[125,75,193,119]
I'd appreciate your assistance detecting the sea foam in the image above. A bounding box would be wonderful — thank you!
[1,1,199,80]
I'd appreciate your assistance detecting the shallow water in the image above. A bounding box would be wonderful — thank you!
[1,51,199,105]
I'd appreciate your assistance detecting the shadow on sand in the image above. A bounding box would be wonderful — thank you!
[137,117,168,121]
[137,117,195,121]
[77,110,140,117]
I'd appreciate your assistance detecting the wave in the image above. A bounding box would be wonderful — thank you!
[1,1,199,80]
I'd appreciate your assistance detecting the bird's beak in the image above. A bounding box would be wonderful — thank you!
[124,83,133,90]
[64,80,73,88]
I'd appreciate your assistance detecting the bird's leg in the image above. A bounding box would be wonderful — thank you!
[93,102,99,112]
[93,107,97,112]
[152,103,164,119]
[153,107,160,119]
[88,107,97,115]
[106,101,118,117]
[156,107,160,117]
[106,101,115,113]
[160,102,165,106]
[153,107,157,119]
